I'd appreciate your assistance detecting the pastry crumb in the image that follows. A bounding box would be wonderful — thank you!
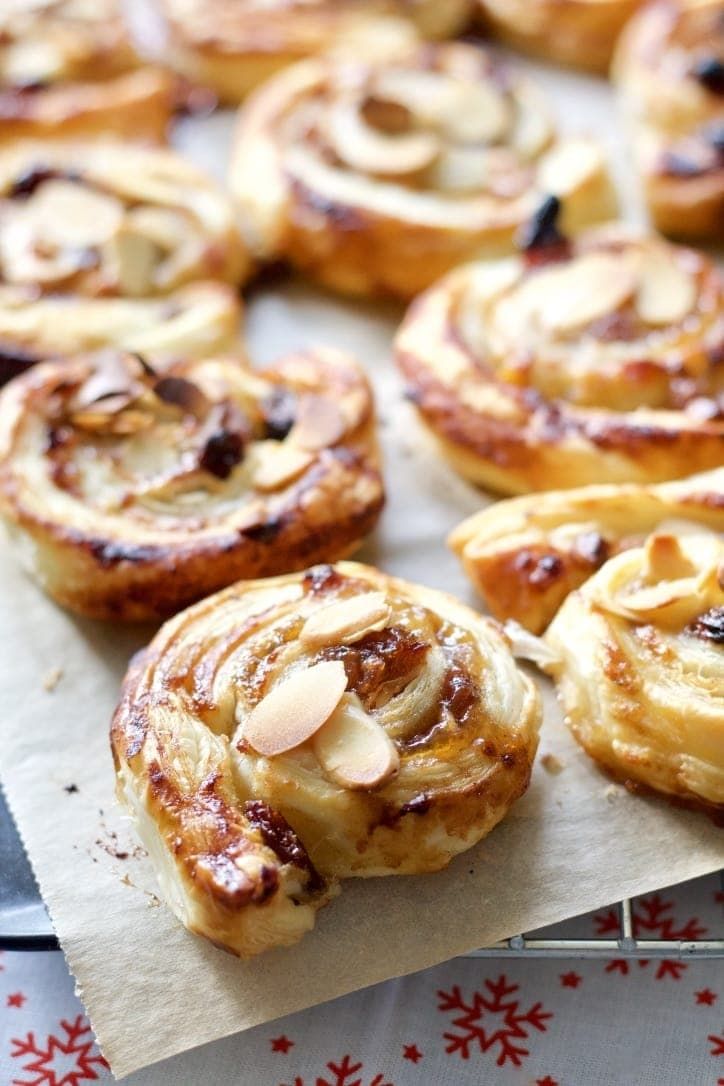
[603,784,622,802]
[541,752,565,774]
[42,666,63,691]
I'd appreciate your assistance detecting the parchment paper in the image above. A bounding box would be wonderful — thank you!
[1,55,722,1081]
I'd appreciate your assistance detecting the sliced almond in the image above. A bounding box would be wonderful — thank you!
[325,96,439,177]
[535,253,638,334]
[26,180,124,248]
[104,226,162,296]
[643,533,697,582]
[313,694,399,790]
[290,395,345,451]
[441,81,510,144]
[240,660,348,757]
[253,444,314,492]
[300,591,390,647]
[635,254,697,326]
[537,139,602,196]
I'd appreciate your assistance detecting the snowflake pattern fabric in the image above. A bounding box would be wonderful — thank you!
[0,874,721,1086]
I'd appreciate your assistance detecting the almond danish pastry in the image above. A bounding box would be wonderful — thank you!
[229,42,616,298]
[161,0,472,103]
[613,0,724,240]
[450,467,724,633]
[111,561,541,956]
[545,530,724,813]
[0,0,174,144]
[0,140,252,298]
[396,222,724,494]
[0,349,383,620]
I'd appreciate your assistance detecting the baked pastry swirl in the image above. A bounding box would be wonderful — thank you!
[0,1,174,144]
[0,140,251,297]
[0,349,383,620]
[450,467,724,633]
[111,560,541,956]
[477,0,643,74]
[229,42,616,299]
[545,530,724,813]
[613,0,724,240]
[0,281,241,385]
[396,223,724,494]
[161,0,472,103]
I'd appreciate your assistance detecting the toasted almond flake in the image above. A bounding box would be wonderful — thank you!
[643,533,696,582]
[537,139,601,195]
[42,665,63,691]
[253,444,314,492]
[290,395,345,451]
[300,591,389,647]
[241,660,348,756]
[536,253,638,334]
[26,180,124,247]
[635,254,697,326]
[105,226,161,297]
[441,81,510,144]
[313,694,400,790]
[541,752,565,774]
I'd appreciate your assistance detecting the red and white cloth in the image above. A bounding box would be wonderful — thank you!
[1,873,722,1085]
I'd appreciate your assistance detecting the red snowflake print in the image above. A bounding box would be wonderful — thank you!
[437,974,552,1067]
[279,1054,393,1086]
[537,1077,559,1086]
[271,1036,295,1054]
[696,989,718,1006]
[10,1014,109,1086]
[7,992,27,1008]
[594,893,706,979]
[710,1033,724,1056]
[402,1044,422,1064]
[559,971,582,988]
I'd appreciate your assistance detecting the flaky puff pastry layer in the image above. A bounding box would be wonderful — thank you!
[545,531,724,813]
[111,561,541,957]
[477,0,643,74]
[396,224,724,495]
[229,42,616,299]
[0,349,384,620]
[161,0,472,104]
[450,468,724,634]
[613,0,724,241]
[0,281,241,385]
[0,1,174,144]
[0,141,252,298]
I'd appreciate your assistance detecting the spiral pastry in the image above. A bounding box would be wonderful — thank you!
[0,1,174,144]
[396,222,724,495]
[0,349,383,620]
[450,468,724,634]
[613,0,724,240]
[477,0,643,74]
[229,42,616,299]
[0,281,241,385]
[111,560,541,956]
[545,530,724,813]
[161,0,472,103]
[0,140,251,297]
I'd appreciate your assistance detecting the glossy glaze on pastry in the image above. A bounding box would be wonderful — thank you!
[545,530,724,813]
[0,1,174,143]
[111,560,541,956]
[396,222,724,494]
[0,281,242,385]
[0,349,383,620]
[0,140,251,297]
[161,0,472,103]
[477,0,643,74]
[450,468,724,633]
[613,0,724,240]
[229,42,616,299]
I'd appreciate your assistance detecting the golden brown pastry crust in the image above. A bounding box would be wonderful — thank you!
[111,560,541,957]
[450,468,724,633]
[396,224,724,495]
[613,0,724,241]
[477,0,643,74]
[161,0,472,103]
[0,350,384,620]
[0,281,242,384]
[0,140,251,296]
[229,42,617,299]
[0,1,174,143]
[545,530,724,813]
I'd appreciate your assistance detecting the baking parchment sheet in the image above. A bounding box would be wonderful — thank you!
[1,58,722,1081]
